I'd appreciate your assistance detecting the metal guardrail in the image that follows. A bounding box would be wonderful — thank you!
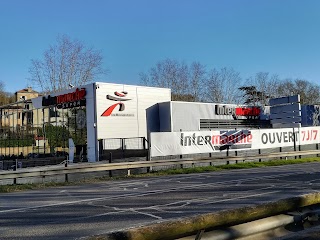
[0,150,319,181]
[100,192,320,240]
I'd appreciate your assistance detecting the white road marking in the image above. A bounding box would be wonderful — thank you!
[0,167,318,214]
[199,191,281,205]
[129,208,163,220]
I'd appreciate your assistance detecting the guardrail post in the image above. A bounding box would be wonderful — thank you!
[298,145,301,159]
[280,147,282,159]
[317,144,319,157]
[65,161,68,182]
[259,149,261,162]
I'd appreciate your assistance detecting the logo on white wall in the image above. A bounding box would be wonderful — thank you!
[101,91,134,117]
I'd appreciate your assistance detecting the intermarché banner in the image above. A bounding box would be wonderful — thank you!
[150,126,320,157]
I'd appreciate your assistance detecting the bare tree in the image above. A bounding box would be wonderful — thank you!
[141,61,242,103]
[140,59,206,101]
[0,81,15,105]
[312,105,320,126]
[0,81,6,105]
[140,60,320,106]
[206,67,243,104]
[29,35,106,94]
[188,62,206,102]
[276,79,320,104]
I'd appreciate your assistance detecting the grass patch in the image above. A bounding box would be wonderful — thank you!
[138,156,320,176]
[0,181,75,193]
[1,156,320,193]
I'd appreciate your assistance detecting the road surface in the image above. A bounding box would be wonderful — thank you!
[2,162,320,239]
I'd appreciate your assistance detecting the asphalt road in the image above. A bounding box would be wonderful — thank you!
[2,162,320,239]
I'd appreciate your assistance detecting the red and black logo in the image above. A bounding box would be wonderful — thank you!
[42,88,86,109]
[101,91,131,117]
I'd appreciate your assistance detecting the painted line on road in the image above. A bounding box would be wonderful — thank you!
[129,208,163,220]
[0,170,316,214]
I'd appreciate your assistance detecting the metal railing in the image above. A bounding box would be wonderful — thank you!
[0,150,319,183]
[98,137,149,161]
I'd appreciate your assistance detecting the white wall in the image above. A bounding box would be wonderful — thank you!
[95,82,171,139]
[170,102,269,131]
[170,102,236,131]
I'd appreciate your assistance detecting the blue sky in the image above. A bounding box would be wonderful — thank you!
[0,0,320,93]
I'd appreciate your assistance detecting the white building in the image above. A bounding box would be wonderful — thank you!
[31,82,171,162]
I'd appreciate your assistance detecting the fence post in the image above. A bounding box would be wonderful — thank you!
[144,138,151,173]
[179,129,183,159]
[143,137,146,152]
[13,159,17,184]
[109,152,112,177]
[98,139,103,160]
[317,143,319,157]
[120,138,124,158]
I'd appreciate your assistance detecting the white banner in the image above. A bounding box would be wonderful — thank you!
[150,126,320,157]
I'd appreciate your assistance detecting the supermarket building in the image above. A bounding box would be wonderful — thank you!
[0,82,319,162]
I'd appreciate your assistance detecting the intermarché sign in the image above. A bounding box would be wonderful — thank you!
[215,104,261,116]
[42,88,86,109]
[150,127,320,157]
